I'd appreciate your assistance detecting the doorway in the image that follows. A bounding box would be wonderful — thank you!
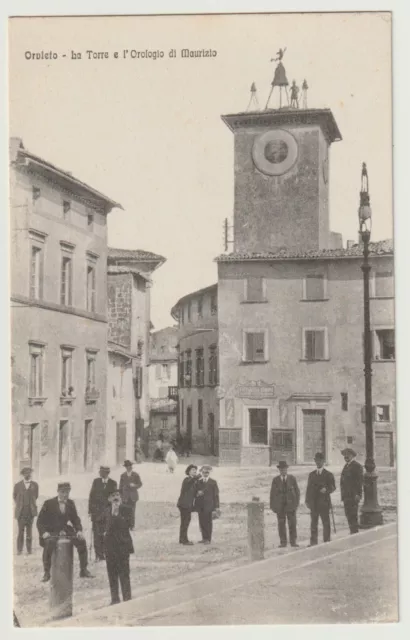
[186,406,192,451]
[84,420,93,471]
[116,421,127,465]
[208,412,215,455]
[302,409,326,463]
[20,424,40,476]
[58,420,70,475]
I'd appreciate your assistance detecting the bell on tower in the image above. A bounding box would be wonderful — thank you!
[265,47,289,109]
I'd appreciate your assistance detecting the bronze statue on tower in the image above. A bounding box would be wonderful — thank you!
[265,48,289,109]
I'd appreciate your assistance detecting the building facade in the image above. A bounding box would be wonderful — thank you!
[215,105,395,466]
[171,285,219,455]
[148,327,178,454]
[106,248,166,463]
[10,138,121,479]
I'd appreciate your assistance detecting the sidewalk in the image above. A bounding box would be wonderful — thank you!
[51,522,397,626]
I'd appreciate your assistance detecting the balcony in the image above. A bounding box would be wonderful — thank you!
[150,397,177,413]
[85,387,100,404]
[168,386,179,400]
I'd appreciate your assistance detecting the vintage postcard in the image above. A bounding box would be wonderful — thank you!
[8,11,397,628]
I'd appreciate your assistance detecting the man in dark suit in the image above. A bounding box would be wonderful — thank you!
[119,460,142,530]
[270,460,300,548]
[13,467,39,555]
[340,448,363,534]
[103,488,134,605]
[37,482,93,582]
[195,465,220,544]
[88,464,117,561]
[305,452,336,546]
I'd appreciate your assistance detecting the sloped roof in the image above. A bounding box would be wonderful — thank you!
[108,247,166,264]
[11,138,122,211]
[216,239,393,262]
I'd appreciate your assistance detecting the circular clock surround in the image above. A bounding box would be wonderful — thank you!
[252,129,298,176]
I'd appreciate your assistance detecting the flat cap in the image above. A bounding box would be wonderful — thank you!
[200,465,213,472]
[20,467,33,474]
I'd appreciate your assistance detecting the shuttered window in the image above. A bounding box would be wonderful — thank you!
[305,275,325,300]
[245,332,266,362]
[304,329,326,360]
[246,277,265,302]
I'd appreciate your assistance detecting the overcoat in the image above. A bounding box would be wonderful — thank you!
[305,468,336,510]
[194,478,219,513]
[103,505,134,556]
[270,474,300,513]
[13,480,39,519]
[88,477,118,520]
[340,460,363,502]
[119,471,142,504]
[37,497,82,546]
[177,476,198,510]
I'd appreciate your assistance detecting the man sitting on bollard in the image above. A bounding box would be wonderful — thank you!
[88,464,117,561]
[37,482,93,583]
[13,466,39,555]
[270,460,300,548]
[103,488,134,605]
[305,452,336,546]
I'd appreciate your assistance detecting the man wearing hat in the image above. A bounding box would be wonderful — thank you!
[305,452,336,545]
[103,488,134,605]
[270,461,300,548]
[194,465,220,544]
[13,467,39,555]
[119,460,143,529]
[37,482,93,582]
[88,465,117,561]
[340,448,363,534]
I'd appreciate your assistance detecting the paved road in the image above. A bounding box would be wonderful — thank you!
[55,523,397,627]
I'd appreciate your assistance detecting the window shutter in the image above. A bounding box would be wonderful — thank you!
[155,364,161,379]
[305,331,314,360]
[305,275,324,300]
[315,330,325,359]
[246,333,254,360]
[247,277,263,302]
[361,406,366,422]
[254,332,265,360]
[372,406,376,422]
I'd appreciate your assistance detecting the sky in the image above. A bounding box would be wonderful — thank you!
[9,13,392,329]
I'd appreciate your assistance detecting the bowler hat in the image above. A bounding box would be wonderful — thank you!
[57,482,71,490]
[341,448,357,457]
[20,467,33,475]
[123,460,133,467]
[314,452,325,461]
[277,460,289,469]
[185,464,198,476]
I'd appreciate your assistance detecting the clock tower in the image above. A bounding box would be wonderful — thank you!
[221,108,342,253]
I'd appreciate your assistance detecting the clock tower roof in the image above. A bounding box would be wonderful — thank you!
[221,108,342,145]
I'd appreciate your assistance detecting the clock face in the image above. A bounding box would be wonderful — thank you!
[252,129,298,176]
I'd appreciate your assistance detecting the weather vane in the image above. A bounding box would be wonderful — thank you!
[265,47,289,109]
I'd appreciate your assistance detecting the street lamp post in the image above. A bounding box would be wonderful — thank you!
[358,162,383,529]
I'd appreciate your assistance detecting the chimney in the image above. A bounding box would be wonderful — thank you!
[346,240,355,249]
[9,137,23,163]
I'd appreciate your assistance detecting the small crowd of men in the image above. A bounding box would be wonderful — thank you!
[13,459,142,605]
[269,447,364,547]
[13,446,364,606]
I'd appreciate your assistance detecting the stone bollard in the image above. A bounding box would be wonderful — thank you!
[247,496,265,561]
[49,537,74,620]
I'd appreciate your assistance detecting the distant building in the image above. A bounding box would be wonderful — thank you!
[171,285,219,456]
[215,106,395,466]
[148,326,179,455]
[106,247,166,463]
[10,138,121,478]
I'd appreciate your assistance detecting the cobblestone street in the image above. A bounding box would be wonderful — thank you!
[13,462,397,626]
